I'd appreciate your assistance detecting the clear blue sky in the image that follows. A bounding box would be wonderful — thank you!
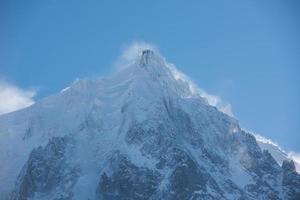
[0,0,299,152]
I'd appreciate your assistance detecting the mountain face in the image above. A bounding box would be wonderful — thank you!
[0,50,299,200]
[254,135,300,174]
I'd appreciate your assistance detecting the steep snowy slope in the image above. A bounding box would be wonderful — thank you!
[0,49,299,200]
[254,134,300,174]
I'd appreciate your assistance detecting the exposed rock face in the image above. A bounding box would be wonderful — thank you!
[9,137,80,200]
[282,160,300,199]
[97,153,161,200]
[0,50,299,200]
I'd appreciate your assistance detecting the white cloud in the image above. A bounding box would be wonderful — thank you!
[0,79,36,115]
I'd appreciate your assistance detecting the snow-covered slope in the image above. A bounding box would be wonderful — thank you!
[0,49,299,200]
[254,134,300,174]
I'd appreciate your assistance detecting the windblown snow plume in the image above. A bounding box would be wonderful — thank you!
[114,41,159,71]
[254,133,283,150]
[288,152,300,172]
[252,132,300,173]
[166,63,234,116]
[115,42,234,116]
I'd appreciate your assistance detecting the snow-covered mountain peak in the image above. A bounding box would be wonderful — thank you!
[136,49,170,76]
[1,47,300,199]
[140,49,154,65]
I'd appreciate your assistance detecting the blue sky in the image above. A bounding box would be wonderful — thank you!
[0,0,299,152]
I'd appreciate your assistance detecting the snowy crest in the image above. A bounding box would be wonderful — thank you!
[114,42,159,70]
[114,42,233,116]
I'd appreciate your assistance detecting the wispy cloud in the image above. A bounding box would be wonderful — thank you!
[0,79,36,115]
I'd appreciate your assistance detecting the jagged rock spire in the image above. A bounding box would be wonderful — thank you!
[282,159,296,172]
[140,49,155,66]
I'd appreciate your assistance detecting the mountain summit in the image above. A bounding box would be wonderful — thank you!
[0,50,299,200]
